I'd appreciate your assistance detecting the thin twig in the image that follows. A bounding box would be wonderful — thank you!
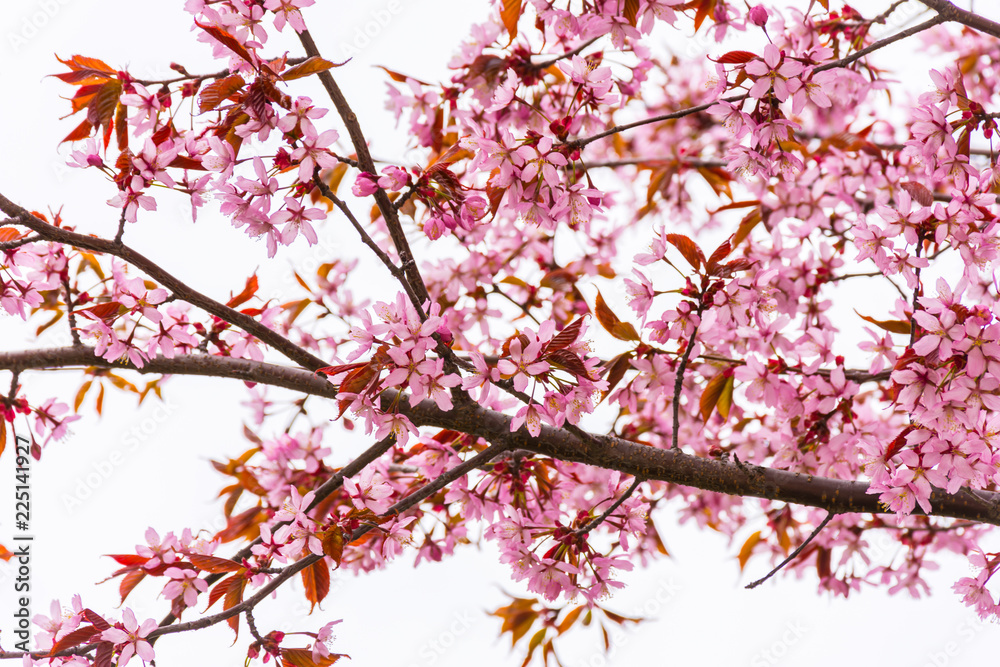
[746,512,837,589]
[575,477,643,535]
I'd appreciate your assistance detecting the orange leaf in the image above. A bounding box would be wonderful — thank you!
[375,66,431,86]
[593,288,640,342]
[622,0,640,26]
[281,56,343,81]
[280,648,347,667]
[733,206,762,247]
[227,274,259,308]
[501,0,522,44]
[738,530,762,571]
[699,371,727,421]
[854,310,911,335]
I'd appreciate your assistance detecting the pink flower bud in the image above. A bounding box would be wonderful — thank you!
[749,5,769,27]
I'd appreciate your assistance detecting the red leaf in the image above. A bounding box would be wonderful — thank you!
[75,302,123,322]
[189,554,245,574]
[706,236,733,275]
[52,55,116,85]
[546,317,584,353]
[900,182,934,207]
[195,21,255,65]
[119,569,146,603]
[664,234,705,271]
[301,558,330,611]
[713,50,758,65]
[108,553,151,568]
[49,625,100,655]
[61,118,94,144]
[199,74,246,113]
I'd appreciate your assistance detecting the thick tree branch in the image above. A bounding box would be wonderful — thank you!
[3,347,998,525]
[918,0,1000,37]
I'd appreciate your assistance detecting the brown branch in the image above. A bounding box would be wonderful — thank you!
[745,511,836,589]
[917,0,1000,37]
[145,440,509,642]
[571,12,948,150]
[0,193,326,372]
[2,347,999,525]
[297,29,432,316]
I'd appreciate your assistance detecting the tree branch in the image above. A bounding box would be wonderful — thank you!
[297,29,432,317]
[0,193,326,372]
[3,347,998,525]
[918,0,1000,37]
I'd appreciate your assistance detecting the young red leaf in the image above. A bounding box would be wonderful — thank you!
[86,80,122,131]
[713,50,759,64]
[706,237,733,274]
[900,182,934,207]
[195,21,255,65]
[189,553,245,574]
[52,54,116,85]
[48,625,101,655]
[301,558,330,611]
[199,74,246,113]
[664,233,705,271]
[546,317,584,353]
[119,569,146,603]
[61,118,94,144]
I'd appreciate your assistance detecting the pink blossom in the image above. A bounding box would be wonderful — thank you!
[100,609,157,667]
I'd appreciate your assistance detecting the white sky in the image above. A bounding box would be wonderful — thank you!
[1,1,999,666]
